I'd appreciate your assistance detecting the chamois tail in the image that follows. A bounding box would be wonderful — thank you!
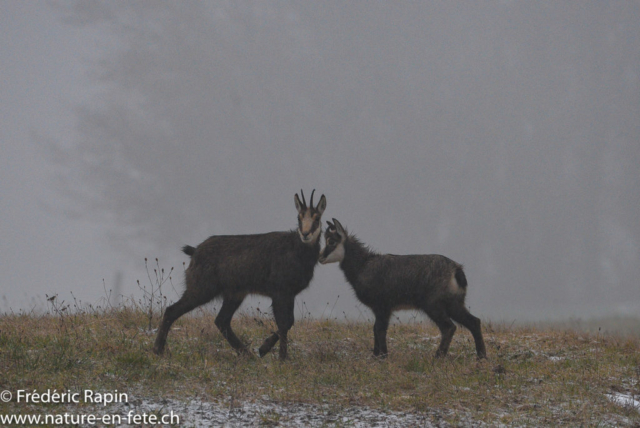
[454,266,468,289]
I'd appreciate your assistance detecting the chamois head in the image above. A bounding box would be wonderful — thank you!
[319,218,347,264]
[294,189,327,244]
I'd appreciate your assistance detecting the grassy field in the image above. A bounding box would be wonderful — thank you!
[1,300,639,427]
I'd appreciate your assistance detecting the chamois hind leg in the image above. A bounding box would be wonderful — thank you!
[372,309,391,357]
[448,302,487,359]
[154,291,210,355]
[423,303,456,358]
[215,296,251,356]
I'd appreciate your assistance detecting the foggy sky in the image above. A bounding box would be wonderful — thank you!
[2,1,639,322]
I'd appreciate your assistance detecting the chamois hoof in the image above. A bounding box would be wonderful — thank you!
[258,333,280,357]
[372,351,388,359]
[237,348,255,359]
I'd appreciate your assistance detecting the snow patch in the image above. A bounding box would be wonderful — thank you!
[606,393,640,412]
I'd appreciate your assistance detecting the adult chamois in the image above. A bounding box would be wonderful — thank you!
[153,190,327,360]
[319,218,486,359]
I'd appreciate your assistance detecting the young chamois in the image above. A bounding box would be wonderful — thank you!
[153,190,327,360]
[319,219,486,360]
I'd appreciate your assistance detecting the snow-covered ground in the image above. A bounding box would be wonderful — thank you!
[62,393,640,427]
[607,392,640,412]
[86,397,480,428]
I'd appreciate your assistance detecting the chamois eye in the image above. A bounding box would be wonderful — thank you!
[327,238,336,246]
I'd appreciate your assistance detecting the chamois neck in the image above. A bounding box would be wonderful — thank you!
[291,229,320,258]
[340,235,376,284]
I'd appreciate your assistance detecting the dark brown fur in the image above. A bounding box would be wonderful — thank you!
[153,190,326,360]
[319,219,486,359]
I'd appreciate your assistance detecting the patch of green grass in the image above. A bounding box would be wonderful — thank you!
[0,305,639,426]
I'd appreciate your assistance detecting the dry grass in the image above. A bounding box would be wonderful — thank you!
[1,304,639,426]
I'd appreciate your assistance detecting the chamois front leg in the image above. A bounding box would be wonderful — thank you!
[272,297,295,360]
[258,297,296,359]
[372,310,390,358]
[259,332,279,357]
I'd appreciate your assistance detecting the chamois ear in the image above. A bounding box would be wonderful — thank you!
[316,194,327,215]
[294,193,304,214]
[332,218,346,238]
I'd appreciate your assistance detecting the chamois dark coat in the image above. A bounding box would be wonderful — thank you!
[319,219,486,359]
[153,190,326,360]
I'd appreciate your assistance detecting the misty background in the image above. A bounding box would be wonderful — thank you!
[1,1,638,322]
